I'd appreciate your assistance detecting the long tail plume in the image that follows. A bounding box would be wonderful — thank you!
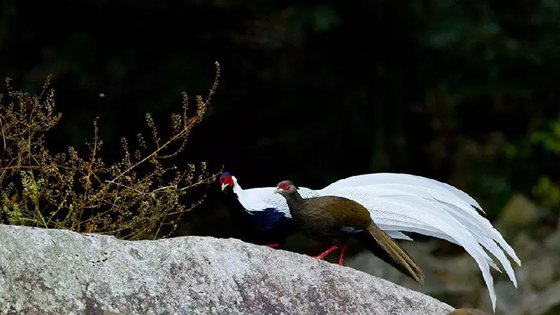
[362,223,424,284]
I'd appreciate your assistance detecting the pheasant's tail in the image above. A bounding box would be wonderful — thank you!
[362,223,424,284]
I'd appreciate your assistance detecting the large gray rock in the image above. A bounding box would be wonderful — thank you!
[0,224,453,315]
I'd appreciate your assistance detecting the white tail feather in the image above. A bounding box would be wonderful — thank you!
[319,177,520,311]
[386,231,414,241]
[323,173,483,211]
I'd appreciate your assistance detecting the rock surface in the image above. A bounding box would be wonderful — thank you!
[0,224,453,315]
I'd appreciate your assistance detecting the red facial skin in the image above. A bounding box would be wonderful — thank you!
[220,175,234,188]
[277,181,293,191]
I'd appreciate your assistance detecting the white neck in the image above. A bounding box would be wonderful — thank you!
[232,176,243,194]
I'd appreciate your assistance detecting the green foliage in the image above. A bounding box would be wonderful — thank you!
[0,63,222,239]
[531,114,560,155]
[533,176,560,210]
[529,115,560,212]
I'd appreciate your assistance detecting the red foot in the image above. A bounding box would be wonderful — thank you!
[309,244,348,265]
[313,245,338,260]
[265,243,280,248]
[338,243,347,265]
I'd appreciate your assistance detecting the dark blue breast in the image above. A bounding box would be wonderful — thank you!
[248,208,290,231]
[222,187,294,244]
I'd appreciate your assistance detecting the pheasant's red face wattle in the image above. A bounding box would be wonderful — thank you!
[219,175,235,188]
[278,181,293,191]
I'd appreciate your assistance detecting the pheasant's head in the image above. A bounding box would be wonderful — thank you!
[219,172,236,192]
[275,180,297,195]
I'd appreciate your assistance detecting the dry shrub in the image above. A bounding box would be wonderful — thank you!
[0,62,221,239]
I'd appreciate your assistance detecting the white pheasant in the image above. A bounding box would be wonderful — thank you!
[219,172,521,311]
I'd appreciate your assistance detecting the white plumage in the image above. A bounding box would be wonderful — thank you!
[227,173,520,311]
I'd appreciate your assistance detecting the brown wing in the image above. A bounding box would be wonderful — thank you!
[302,196,372,229]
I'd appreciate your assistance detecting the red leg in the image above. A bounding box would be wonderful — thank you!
[338,243,347,265]
[314,245,338,260]
[265,243,280,248]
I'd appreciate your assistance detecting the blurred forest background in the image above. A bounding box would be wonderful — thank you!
[1,1,560,314]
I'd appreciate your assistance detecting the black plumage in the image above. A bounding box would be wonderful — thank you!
[220,173,294,246]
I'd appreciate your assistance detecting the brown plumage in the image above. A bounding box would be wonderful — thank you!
[275,180,424,284]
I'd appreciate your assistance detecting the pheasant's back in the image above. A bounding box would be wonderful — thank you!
[300,196,371,228]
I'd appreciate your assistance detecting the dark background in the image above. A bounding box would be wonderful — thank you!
[3,1,558,208]
[2,1,559,312]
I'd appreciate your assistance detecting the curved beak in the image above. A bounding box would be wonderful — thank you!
[274,187,283,194]
[221,184,228,192]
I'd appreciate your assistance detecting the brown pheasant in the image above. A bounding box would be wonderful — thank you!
[275,180,424,284]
